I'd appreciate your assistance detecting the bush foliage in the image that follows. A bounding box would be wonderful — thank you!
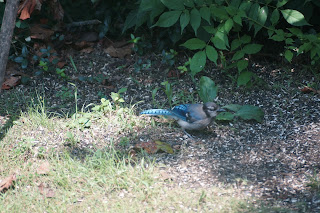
[124,0,320,85]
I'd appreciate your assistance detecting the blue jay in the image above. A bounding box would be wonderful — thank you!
[140,102,224,132]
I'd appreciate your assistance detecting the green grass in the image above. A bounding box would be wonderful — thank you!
[0,95,284,212]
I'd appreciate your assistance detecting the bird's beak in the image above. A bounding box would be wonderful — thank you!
[217,108,226,112]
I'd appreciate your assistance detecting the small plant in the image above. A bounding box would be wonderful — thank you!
[56,86,74,101]
[110,87,127,107]
[161,81,173,107]
[129,34,152,56]
[177,59,191,74]
[161,49,177,67]
[10,45,29,69]
[56,68,67,79]
[134,58,152,72]
[119,137,130,147]
[92,98,113,113]
[65,131,79,147]
[306,170,320,192]
[37,147,46,159]
[151,87,160,108]
[39,60,49,72]
[78,74,108,83]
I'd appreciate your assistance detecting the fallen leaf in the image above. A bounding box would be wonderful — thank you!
[80,47,94,54]
[30,24,54,40]
[18,0,43,20]
[38,183,55,198]
[0,173,16,192]
[134,140,174,154]
[104,43,133,58]
[155,140,174,154]
[300,86,320,94]
[135,141,159,154]
[57,61,67,69]
[37,161,50,175]
[1,76,21,90]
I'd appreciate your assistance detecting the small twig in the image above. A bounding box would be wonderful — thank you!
[66,20,101,29]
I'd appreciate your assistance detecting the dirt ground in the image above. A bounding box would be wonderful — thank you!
[2,48,320,211]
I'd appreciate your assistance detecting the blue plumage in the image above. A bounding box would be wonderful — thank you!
[140,102,224,131]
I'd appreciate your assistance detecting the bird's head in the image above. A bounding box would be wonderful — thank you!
[203,102,225,118]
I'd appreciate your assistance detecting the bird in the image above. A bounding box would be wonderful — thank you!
[140,102,225,134]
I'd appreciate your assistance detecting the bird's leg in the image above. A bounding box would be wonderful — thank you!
[183,129,194,139]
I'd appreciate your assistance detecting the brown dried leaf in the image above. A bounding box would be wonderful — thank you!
[38,183,55,198]
[135,141,159,154]
[104,43,133,58]
[37,161,50,175]
[0,174,16,192]
[19,0,43,20]
[57,61,67,69]
[1,77,21,90]
[30,25,54,40]
[80,47,94,54]
[300,86,320,95]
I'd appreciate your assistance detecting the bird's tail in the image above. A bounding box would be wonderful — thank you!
[140,109,179,119]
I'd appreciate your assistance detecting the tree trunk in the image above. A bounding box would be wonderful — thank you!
[0,0,19,92]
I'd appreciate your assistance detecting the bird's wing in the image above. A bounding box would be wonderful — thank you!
[171,104,191,121]
[184,104,208,123]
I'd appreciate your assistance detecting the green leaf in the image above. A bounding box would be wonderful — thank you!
[231,39,241,51]
[284,50,293,62]
[281,9,310,26]
[242,44,263,54]
[198,76,218,103]
[160,0,185,10]
[123,9,139,32]
[222,104,242,112]
[235,105,264,122]
[240,35,251,44]
[140,0,161,11]
[205,45,218,65]
[215,112,235,121]
[180,38,206,50]
[232,51,245,61]
[190,8,201,35]
[237,59,248,72]
[237,71,253,86]
[254,6,268,35]
[287,28,303,37]
[210,6,229,20]
[270,9,280,26]
[203,26,215,34]
[224,18,234,34]
[155,140,174,154]
[200,6,211,24]
[180,10,190,33]
[184,0,194,7]
[190,51,206,77]
[276,0,289,8]
[225,6,238,16]
[212,31,229,50]
[154,11,182,27]
[233,15,242,26]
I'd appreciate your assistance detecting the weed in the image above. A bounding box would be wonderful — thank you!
[56,86,74,101]
[161,49,177,67]
[161,81,173,107]
[110,87,127,107]
[56,68,67,79]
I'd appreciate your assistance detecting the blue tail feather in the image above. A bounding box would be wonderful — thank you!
[140,108,186,121]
